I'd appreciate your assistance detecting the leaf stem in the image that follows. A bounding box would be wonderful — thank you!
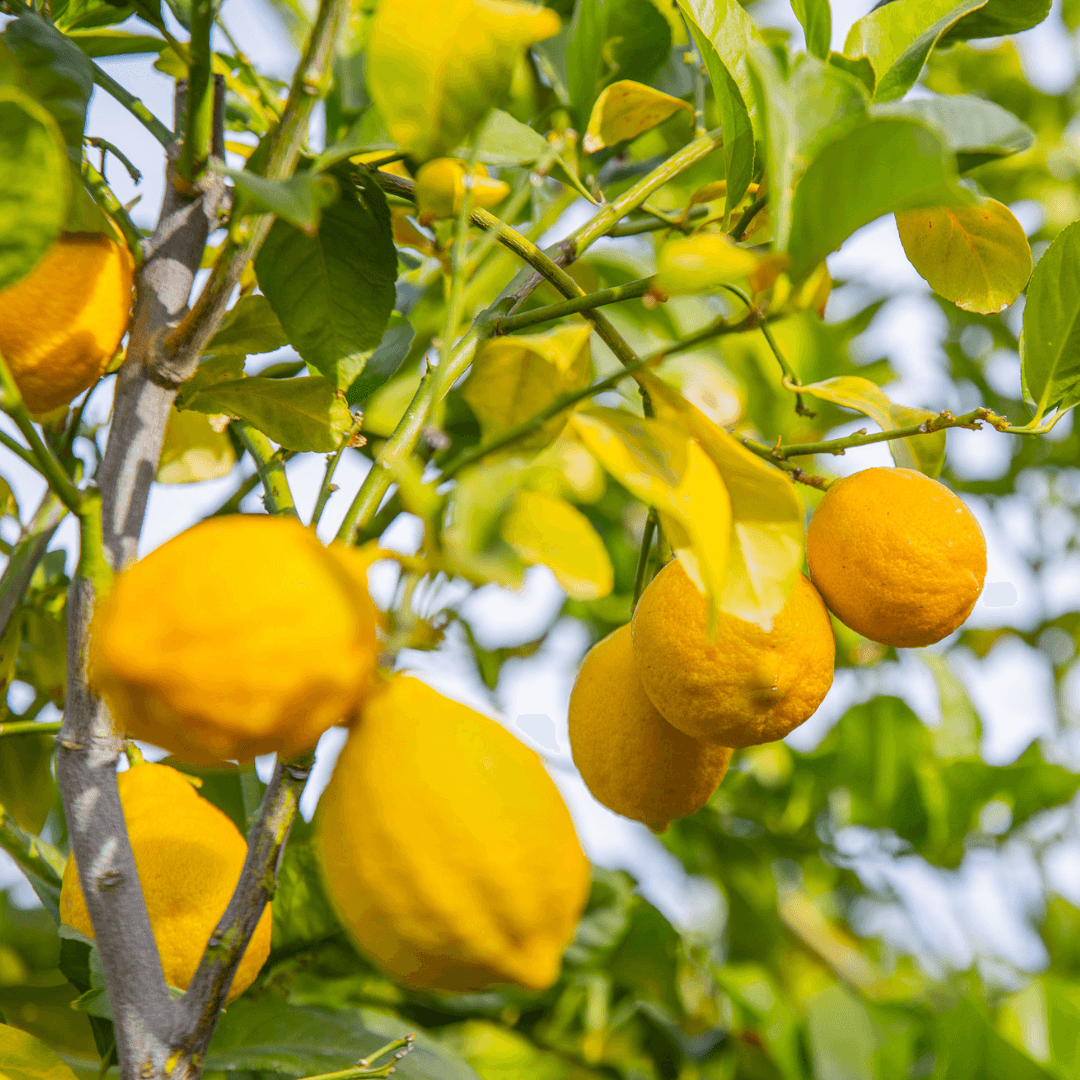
[298,1037,416,1080]
[495,278,654,335]
[234,423,299,517]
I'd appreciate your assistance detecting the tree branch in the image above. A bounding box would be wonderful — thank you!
[494,277,653,335]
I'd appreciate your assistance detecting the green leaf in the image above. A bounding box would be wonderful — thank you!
[874,93,1035,172]
[64,29,164,57]
[931,997,1056,1079]
[792,0,832,58]
[256,181,397,391]
[897,198,1031,314]
[677,0,763,216]
[52,0,136,33]
[180,374,352,453]
[796,375,946,475]
[501,490,614,601]
[748,49,868,250]
[3,12,94,154]
[272,830,344,956]
[566,0,672,125]
[0,1022,80,1080]
[346,313,415,405]
[366,0,560,161]
[1022,219,1080,420]
[843,0,986,103]
[0,86,70,292]
[205,1001,481,1079]
[0,730,54,833]
[788,116,963,280]
[204,294,288,360]
[157,409,236,484]
[942,0,1051,40]
[462,323,592,456]
[226,168,342,234]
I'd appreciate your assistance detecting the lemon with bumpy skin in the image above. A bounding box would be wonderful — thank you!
[0,233,134,415]
[569,624,732,831]
[59,762,271,1002]
[806,466,986,648]
[90,515,379,764]
[414,159,511,224]
[316,675,590,992]
[631,559,835,748]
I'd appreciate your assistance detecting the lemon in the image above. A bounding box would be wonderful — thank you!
[414,159,511,224]
[631,559,835,747]
[59,762,271,1002]
[91,516,380,764]
[569,624,732,831]
[0,234,134,415]
[805,467,986,648]
[316,675,590,992]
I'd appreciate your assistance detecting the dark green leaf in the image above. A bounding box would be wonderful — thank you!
[787,115,961,279]
[0,87,70,292]
[0,731,53,833]
[931,997,1055,1079]
[346,313,415,405]
[256,180,397,391]
[204,294,289,360]
[3,12,94,154]
[271,833,343,957]
[677,0,762,215]
[1021,218,1080,419]
[875,93,1035,172]
[942,0,1051,40]
[53,0,136,32]
[226,168,341,234]
[844,0,985,103]
[792,0,832,58]
[180,374,352,453]
[205,1001,481,1080]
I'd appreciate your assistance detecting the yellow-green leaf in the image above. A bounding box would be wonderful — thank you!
[501,489,614,600]
[157,408,237,484]
[896,198,1032,315]
[796,375,946,477]
[654,232,761,297]
[367,0,560,161]
[463,324,592,455]
[582,79,691,153]
[638,372,804,629]
[569,409,731,626]
[0,1023,80,1080]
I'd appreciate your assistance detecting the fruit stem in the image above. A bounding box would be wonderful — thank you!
[632,509,659,609]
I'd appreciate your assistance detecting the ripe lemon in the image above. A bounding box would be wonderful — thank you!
[91,516,380,765]
[0,233,134,415]
[413,159,510,224]
[316,675,590,992]
[805,467,986,648]
[59,762,271,1002]
[569,624,732,832]
[631,559,835,747]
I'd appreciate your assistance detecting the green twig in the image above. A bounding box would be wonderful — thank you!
[217,15,283,121]
[0,428,39,472]
[496,278,654,335]
[0,807,65,889]
[81,159,143,260]
[632,509,658,607]
[299,1037,416,1080]
[85,137,142,183]
[178,0,215,180]
[0,352,83,515]
[92,62,174,146]
[311,420,361,528]
[234,423,299,517]
[729,193,767,242]
[608,205,708,237]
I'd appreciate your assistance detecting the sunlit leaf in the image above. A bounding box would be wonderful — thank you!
[582,80,691,154]
[569,409,732,628]
[791,0,831,58]
[942,0,1051,40]
[0,1021,79,1080]
[367,0,560,161]
[676,0,763,215]
[654,232,761,297]
[843,0,986,103]
[1020,218,1080,420]
[462,323,592,456]
[157,409,237,484]
[637,372,804,629]
[796,375,946,476]
[896,198,1031,315]
[788,116,963,280]
[501,489,613,600]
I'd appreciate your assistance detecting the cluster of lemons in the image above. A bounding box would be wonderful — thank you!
[570,467,987,832]
[62,516,589,998]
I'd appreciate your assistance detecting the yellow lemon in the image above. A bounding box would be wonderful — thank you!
[805,466,986,647]
[91,515,380,764]
[0,234,134,415]
[631,559,835,747]
[316,675,590,992]
[59,762,271,1002]
[414,159,511,224]
[569,624,732,832]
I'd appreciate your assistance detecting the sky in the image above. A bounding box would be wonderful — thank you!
[1,0,1079,984]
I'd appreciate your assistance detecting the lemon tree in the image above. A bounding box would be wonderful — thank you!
[0,1,1080,1078]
